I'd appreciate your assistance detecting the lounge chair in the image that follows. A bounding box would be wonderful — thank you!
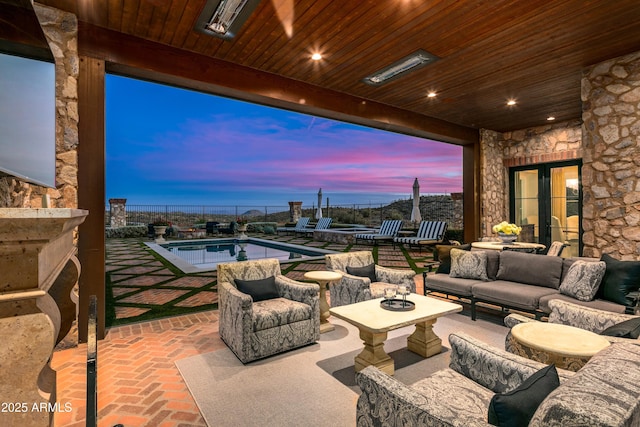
[354,220,403,245]
[298,217,332,236]
[277,217,310,234]
[393,220,448,250]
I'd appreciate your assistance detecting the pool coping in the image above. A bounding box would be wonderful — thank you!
[145,237,338,274]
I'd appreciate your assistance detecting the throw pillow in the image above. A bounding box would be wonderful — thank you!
[488,364,560,427]
[597,253,640,306]
[234,276,279,302]
[434,243,472,274]
[600,317,640,339]
[346,263,377,283]
[449,248,488,281]
[558,260,606,302]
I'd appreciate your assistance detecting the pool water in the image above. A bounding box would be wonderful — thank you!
[148,238,335,273]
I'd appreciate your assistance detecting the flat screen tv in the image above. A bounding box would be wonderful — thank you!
[0,51,56,188]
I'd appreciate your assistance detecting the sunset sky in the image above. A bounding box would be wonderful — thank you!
[106,75,462,207]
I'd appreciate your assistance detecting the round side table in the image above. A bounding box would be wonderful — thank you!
[304,270,342,333]
[510,322,610,371]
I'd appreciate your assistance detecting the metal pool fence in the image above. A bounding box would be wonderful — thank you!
[106,193,463,229]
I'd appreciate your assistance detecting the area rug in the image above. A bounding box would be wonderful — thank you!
[175,312,508,427]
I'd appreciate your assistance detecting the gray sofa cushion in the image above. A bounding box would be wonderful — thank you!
[530,342,640,426]
[538,294,627,314]
[426,274,481,297]
[485,250,500,280]
[497,251,563,289]
[472,281,559,311]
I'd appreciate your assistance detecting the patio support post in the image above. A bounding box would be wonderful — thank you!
[463,140,481,243]
[78,55,106,341]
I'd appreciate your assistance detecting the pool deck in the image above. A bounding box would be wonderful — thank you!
[50,231,434,426]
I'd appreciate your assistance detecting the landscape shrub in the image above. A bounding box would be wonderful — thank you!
[105,225,148,238]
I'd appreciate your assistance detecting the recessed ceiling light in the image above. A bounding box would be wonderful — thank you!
[547,116,555,121]
[311,53,322,61]
[506,99,517,106]
[363,49,440,86]
[427,91,437,98]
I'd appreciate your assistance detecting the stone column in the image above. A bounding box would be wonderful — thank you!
[288,201,303,222]
[581,51,640,260]
[109,198,127,227]
[479,129,506,238]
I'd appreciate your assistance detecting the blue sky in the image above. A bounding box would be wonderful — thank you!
[106,75,462,207]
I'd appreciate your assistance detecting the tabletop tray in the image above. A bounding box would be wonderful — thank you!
[380,298,415,311]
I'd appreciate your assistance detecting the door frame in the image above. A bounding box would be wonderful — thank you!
[509,159,582,255]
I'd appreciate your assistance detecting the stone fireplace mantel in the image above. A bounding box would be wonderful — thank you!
[0,208,88,427]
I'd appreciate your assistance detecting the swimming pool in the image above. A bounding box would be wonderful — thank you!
[146,238,337,273]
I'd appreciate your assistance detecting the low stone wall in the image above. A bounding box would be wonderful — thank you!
[314,228,376,244]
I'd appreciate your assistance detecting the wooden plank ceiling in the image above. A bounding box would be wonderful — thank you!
[36,0,640,132]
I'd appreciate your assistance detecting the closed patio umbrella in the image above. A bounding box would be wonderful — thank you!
[411,178,422,224]
[316,188,323,219]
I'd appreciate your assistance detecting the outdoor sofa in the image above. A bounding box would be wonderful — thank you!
[356,331,640,426]
[423,248,635,320]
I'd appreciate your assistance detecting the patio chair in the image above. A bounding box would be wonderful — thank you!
[546,241,567,256]
[393,220,448,251]
[218,258,320,363]
[325,250,416,307]
[354,220,403,245]
[297,217,332,236]
[276,217,310,234]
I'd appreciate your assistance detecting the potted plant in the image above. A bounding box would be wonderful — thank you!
[152,219,170,243]
[492,221,522,244]
[236,217,249,240]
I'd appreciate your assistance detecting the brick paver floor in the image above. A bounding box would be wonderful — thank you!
[51,233,432,426]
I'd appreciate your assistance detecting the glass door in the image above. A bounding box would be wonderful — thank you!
[510,161,581,256]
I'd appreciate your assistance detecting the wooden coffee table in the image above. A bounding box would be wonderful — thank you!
[511,322,610,371]
[329,294,462,375]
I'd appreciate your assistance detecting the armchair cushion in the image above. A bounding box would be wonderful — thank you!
[251,298,314,332]
[488,364,560,427]
[346,263,377,283]
[235,276,279,302]
[600,317,640,339]
[558,260,606,301]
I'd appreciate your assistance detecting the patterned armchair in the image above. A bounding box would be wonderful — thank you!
[325,251,416,307]
[357,332,640,426]
[218,259,320,363]
[504,299,640,349]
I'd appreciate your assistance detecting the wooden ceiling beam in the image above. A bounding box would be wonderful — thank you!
[78,22,478,145]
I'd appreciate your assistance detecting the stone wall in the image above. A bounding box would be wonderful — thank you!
[581,51,640,260]
[502,120,583,166]
[479,128,506,237]
[479,122,583,239]
[0,5,78,209]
